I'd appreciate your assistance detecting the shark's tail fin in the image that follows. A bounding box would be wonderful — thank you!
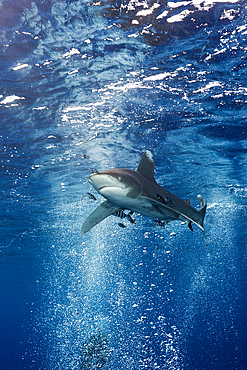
[197,194,208,247]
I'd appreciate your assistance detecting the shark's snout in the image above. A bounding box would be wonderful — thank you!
[89,173,125,192]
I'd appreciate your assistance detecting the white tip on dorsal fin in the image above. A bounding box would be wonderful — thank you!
[137,150,155,182]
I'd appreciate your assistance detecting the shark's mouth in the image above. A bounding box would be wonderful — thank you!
[98,186,117,193]
[98,185,123,190]
[98,186,114,191]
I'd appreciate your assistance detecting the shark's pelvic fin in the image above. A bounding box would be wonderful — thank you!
[137,150,155,182]
[142,194,208,246]
[188,221,193,231]
[81,201,120,234]
[142,195,179,218]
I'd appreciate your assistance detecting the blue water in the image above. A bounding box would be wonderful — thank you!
[1,0,247,369]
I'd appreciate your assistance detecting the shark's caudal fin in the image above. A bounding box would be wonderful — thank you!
[197,195,207,223]
[137,150,155,182]
[197,194,208,247]
[81,201,120,234]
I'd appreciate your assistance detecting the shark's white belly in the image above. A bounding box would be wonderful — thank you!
[100,187,178,222]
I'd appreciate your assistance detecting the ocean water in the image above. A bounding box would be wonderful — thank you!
[1,0,247,369]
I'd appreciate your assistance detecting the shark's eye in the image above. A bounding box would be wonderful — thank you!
[118,176,122,181]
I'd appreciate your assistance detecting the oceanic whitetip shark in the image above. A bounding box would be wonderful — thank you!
[81,150,207,245]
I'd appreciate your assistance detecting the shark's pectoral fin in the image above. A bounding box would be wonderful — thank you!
[81,201,120,234]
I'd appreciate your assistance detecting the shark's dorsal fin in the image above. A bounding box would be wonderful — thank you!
[137,150,155,182]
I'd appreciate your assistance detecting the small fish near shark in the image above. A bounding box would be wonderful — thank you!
[81,150,207,245]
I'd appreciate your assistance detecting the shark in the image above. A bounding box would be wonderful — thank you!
[81,150,207,244]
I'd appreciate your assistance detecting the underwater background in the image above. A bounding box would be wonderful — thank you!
[1,0,247,369]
